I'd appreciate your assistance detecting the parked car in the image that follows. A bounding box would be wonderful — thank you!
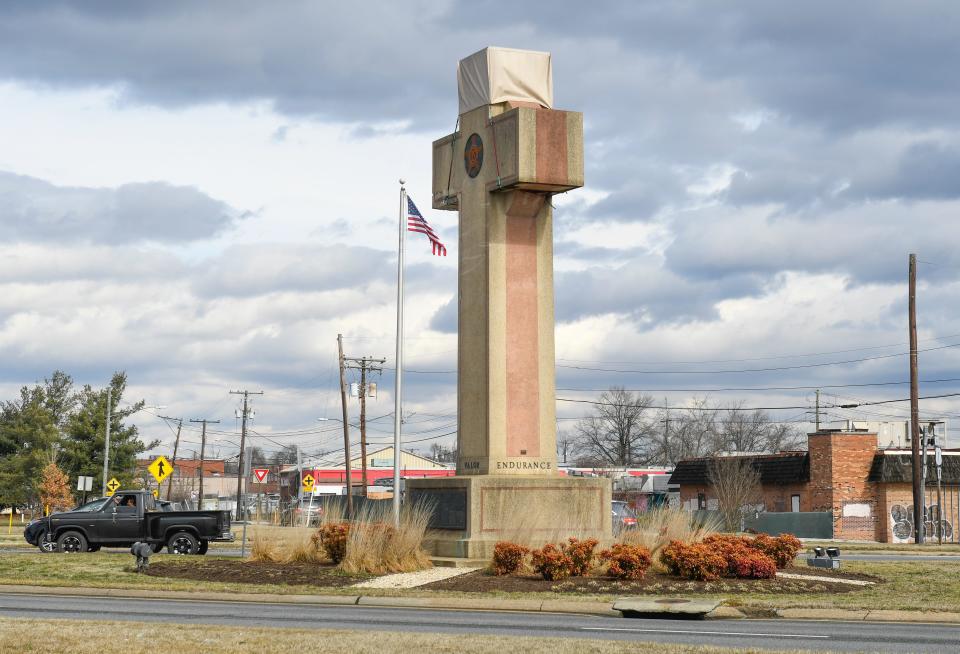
[293,497,324,526]
[612,500,638,534]
[23,490,234,555]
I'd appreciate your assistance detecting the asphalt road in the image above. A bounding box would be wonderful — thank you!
[1,593,959,652]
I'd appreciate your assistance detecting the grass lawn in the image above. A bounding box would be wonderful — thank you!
[0,617,833,654]
[1,552,959,614]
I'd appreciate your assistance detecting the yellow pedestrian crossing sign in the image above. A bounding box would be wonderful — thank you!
[302,473,315,493]
[105,477,121,496]
[148,455,174,484]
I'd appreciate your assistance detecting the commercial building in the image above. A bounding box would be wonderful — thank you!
[670,429,960,542]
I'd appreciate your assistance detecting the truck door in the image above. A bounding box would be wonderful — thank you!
[108,493,143,543]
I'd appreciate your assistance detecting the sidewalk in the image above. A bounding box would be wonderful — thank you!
[2,583,959,624]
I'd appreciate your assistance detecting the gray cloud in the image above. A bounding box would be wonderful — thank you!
[0,171,242,243]
[192,242,396,298]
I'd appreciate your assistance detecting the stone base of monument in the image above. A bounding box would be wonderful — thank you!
[407,475,612,560]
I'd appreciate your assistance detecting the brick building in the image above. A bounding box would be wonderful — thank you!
[670,429,960,542]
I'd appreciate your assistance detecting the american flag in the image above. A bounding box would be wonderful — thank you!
[407,196,447,256]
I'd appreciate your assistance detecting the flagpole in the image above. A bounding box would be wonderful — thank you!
[393,179,407,527]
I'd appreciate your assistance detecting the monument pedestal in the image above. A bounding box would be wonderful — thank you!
[408,475,612,559]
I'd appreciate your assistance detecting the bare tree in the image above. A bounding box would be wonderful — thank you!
[573,388,657,466]
[650,397,720,465]
[707,456,762,532]
[648,397,806,465]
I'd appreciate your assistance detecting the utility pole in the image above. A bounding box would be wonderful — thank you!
[909,253,923,544]
[161,417,183,500]
[337,334,354,519]
[230,390,263,521]
[815,389,821,431]
[101,387,112,496]
[344,354,386,498]
[190,418,220,509]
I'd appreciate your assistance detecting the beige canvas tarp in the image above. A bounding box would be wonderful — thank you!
[457,47,553,115]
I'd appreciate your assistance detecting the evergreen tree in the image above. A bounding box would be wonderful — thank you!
[60,372,159,491]
[0,385,61,507]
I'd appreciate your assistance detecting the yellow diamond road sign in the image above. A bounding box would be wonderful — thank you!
[148,455,174,484]
[105,477,121,496]
[152,489,159,499]
[302,473,315,492]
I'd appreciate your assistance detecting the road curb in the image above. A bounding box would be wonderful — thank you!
[0,584,612,616]
[3,584,958,623]
[776,607,960,623]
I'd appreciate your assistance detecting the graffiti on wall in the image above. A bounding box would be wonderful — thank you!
[890,504,954,542]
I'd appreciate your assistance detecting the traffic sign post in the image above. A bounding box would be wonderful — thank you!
[76,475,93,504]
[105,477,120,496]
[302,473,316,528]
[301,473,315,493]
[148,455,174,484]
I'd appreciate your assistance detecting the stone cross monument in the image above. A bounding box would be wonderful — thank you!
[406,47,611,558]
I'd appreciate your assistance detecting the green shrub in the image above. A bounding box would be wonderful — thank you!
[600,543,653,580]
[492,541,529,576]
[531,543,574,581]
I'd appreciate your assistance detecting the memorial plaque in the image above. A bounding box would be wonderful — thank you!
[410,487,467,530]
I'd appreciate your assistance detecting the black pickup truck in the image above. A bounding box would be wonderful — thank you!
[24,490,234,554]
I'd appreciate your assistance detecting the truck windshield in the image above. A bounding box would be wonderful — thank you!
[73,498,112,512]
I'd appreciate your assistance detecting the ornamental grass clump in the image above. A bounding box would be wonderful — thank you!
[531,543,574,581]
[337,500,433,575]
[491,541,529,576]
[599,543,652,580]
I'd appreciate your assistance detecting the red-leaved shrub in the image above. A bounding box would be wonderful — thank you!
[731,550,777,579]
[660,540,727,581]
[531,543,574,581]
[492,541,529,576]
[564,537,599,576]
[750,533,802,569]
[313,522,350,563]
[600,543,652,580]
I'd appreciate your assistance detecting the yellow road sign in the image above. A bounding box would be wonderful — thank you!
[302,473,315,493]
[152,489,159,499]
[148,455,173,484]
[105,477,120,496]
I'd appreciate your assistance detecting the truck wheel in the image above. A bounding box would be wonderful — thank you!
[57,531,88,554]
[38,532,56,553]
[167,531,198,555]
[196,540,209,555]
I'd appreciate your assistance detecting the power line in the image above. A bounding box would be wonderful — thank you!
[554,342,960,375]
[556,377,960,393]
[557,331,960,366]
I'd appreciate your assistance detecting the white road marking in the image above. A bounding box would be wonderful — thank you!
[580,627,829,639]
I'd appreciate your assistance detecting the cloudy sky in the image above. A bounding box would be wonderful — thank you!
[1,1,958,461]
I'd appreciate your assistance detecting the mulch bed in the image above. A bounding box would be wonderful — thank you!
[144,559,369,588]
[420,566,880,596]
